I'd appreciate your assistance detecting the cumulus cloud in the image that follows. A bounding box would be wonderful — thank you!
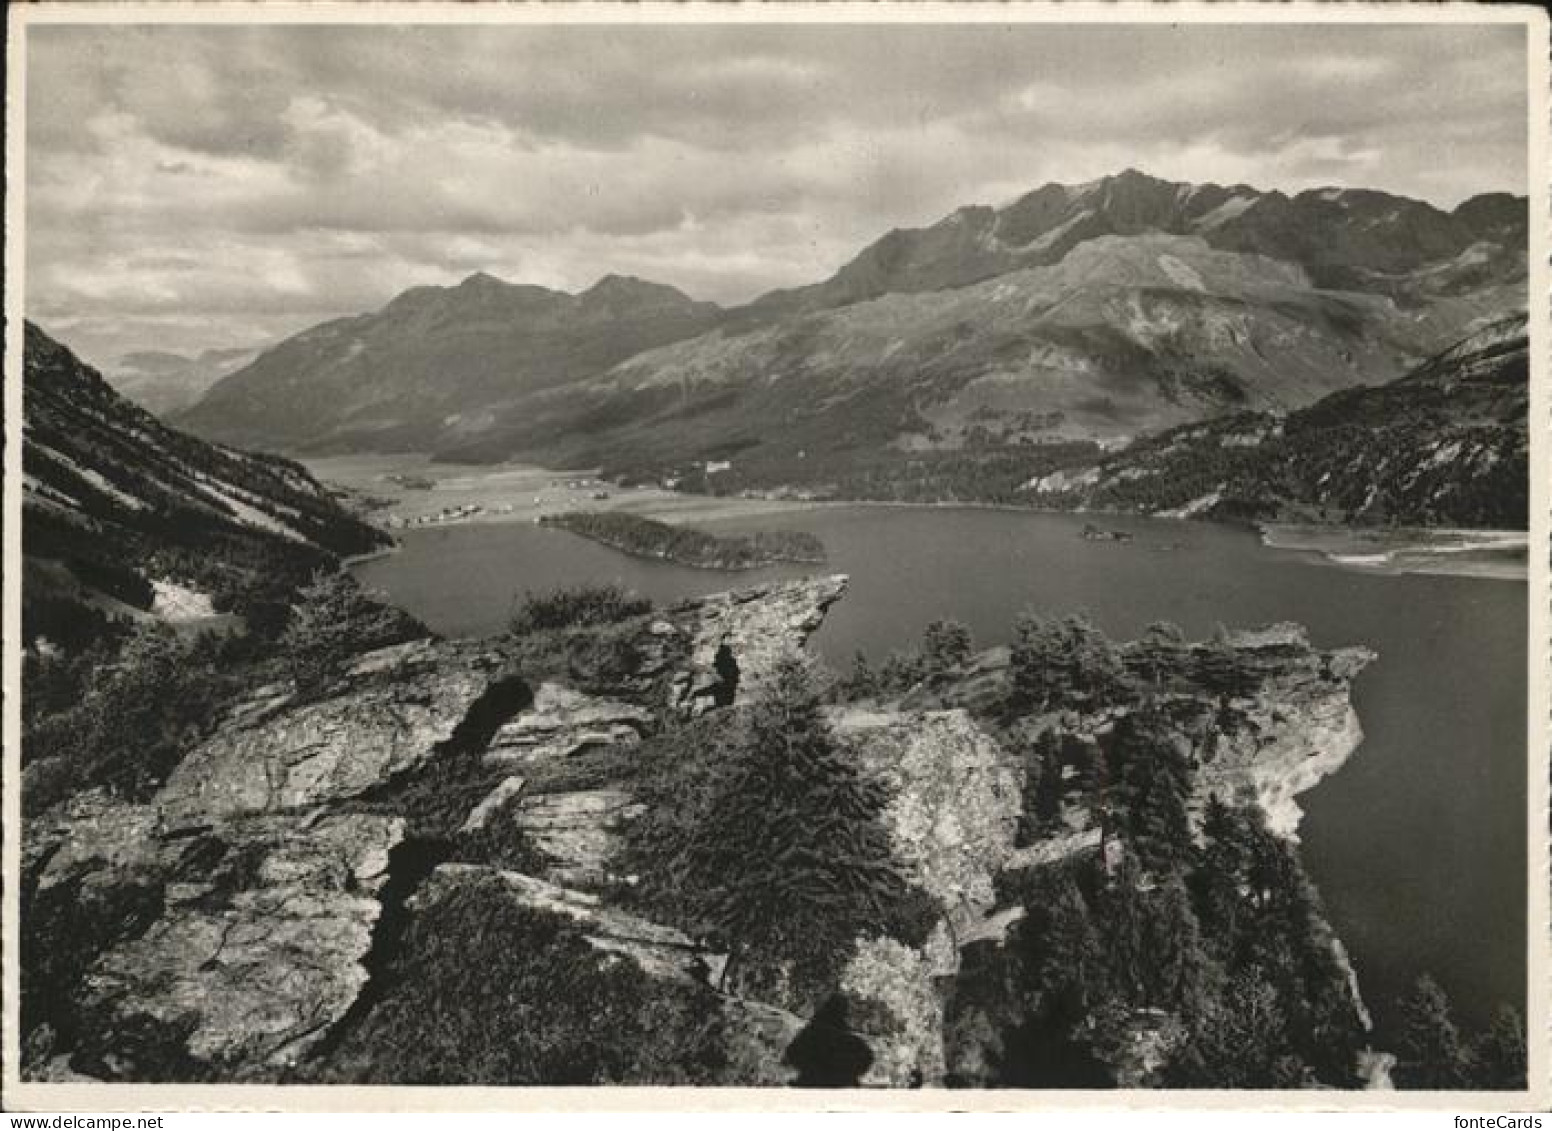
[23,19,1528,365]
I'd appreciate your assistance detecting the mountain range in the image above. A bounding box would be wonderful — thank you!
[164,169,1525,506]
[107,345,262,416]
[177,273,720,452]
[742,169,1525,315]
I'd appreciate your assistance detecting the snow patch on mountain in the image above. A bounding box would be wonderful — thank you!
[1157,254,1206,293]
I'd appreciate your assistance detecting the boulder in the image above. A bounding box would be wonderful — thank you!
[834,706,1021,916]
[77,812,404,1079]
[718,997,805,1086]
[158,640,508,823]
[840,936,948,1087]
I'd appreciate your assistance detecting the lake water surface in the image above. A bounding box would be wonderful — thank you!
[353,505,1527,1045]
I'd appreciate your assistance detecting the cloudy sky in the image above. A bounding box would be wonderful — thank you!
[25,19,1528,366]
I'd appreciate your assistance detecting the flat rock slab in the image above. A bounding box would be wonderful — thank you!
[484,681,650,767]
[509,788,642,887]
[415,864,705,984]
[459,775,527,833]
[1003,827,1103,872]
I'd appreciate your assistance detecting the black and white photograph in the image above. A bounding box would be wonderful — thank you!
[4,2,1547,1109]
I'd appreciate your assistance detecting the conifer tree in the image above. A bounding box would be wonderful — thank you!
[1011,612,1125,711]
[1168,969,1302,1089]
[639,652,910,994]
[1395,975,1474,1089]
[281,569,423,693]
[922,619,974,679]
[1469,1005,1526,1090]
[1106,710,1193,872]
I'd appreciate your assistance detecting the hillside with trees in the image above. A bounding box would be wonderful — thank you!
[19,324,417,816]
[1023,315,1528,529]
[22,323,391,649]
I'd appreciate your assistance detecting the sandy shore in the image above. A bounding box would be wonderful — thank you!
[1260,522,1528,581]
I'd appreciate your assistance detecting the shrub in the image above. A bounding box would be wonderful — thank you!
[320,878,729,1085]
[22,626,244,814]
[508,582,651,635]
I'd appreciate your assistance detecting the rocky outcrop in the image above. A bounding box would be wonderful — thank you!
[825,707,1020,1086]
[23,571,1379,1089]
[30,793,165,882]
[483,681,650,767]
[35,798,403,1080]
[967,623,1375,839]
[834,707,1021,920]
[1190,623,1375,837]
[158,640,507,824]
[843,621,1374,1087]
[668,574,848,715]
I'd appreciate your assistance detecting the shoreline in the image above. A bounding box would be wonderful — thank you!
[340,543,401,567]
[1258,522,1528,581]
[306,454,1529,583]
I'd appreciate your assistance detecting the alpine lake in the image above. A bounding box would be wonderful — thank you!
[321,456,1528,1048]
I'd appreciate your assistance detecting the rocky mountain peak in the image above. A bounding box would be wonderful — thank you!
[457,270,508,290]
[580,273,705,312]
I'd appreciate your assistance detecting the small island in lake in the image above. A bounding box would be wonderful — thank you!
[1081,522,1134,543]
[539,509,827,570]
